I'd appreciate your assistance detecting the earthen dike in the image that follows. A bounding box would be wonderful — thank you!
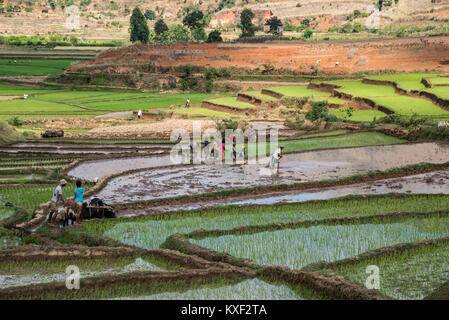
[71,36,449,74]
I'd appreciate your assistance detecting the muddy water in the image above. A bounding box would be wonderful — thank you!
[96,142,449,204]
[68,154,173,181]
[118,170,449,216]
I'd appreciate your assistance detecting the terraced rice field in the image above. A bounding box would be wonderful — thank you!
[0,86,218,118]
[266,85,346,105]
[244,91,279,101]
[0,182,94,209]
[330,80,449,116]
[205,97,256,109]
[332,109,387,122]
[334,241,449,300]
[0,59,75,76]
[84,195,449,250]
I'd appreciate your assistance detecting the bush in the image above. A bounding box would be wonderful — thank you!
[303,28,313,39]
[7,116,23,127]
[206,30,223,43]
[305,101,336,122]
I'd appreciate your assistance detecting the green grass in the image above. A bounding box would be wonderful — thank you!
[429,77,449,86]
[83,194,449,250]
[206,97,256,109]
[286,130,348,139]
[244,91,279,101]
[425,87,449,100]
[333,109,387,122]
[334,241,449,300]
[171,107,232,118]
[192,215,449,270]
[366,73,437,91]
[266,86,346,105]
[0,87,219,118]
[0,182,94,210]
[0,59,75,76]
[330,80,449,116]
[279,132,404,153]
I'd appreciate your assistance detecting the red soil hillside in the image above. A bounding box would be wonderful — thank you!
[70,36,449,74]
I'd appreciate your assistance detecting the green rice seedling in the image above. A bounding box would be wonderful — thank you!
[191,216,449,270]
[83,194,449,250]
[334,241,449,300]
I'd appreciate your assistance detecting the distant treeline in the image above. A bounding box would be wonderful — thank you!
[0,35,123,47]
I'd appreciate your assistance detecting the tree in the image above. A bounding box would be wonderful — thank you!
[301,18,310,27]
[206,30,223,43]
[182,9,204,30]
[265,16,283,34]
[154,19,168,36]
[303,28,313,38]
[144,9,156,20]
[130,7,149,44]
[182,9,206,41]
[239,8,255,37]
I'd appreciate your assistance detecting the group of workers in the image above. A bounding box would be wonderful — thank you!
[48,179,85,228]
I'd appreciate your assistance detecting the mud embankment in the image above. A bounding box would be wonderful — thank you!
[201,101,256,114]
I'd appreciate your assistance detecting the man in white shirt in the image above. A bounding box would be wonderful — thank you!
[137,109,142,119]
[270,145,284,174]
[49,179,67,223]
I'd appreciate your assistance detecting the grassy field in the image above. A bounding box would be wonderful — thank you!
[429,77,449,85]
[330,80,449,116]
[244,91,279,101]
[205,97,256,109]
[267,86,346,105]
[279,132,404,153]
[366,73,437,91]
[0,86,220,118]
[171,107,233,118]
[0,59,76,76]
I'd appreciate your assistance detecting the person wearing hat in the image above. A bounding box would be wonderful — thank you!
[49,179,67,224]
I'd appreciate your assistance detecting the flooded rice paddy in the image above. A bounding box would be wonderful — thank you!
[95,143,449,203]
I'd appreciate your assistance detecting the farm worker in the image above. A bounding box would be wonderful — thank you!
[185,97,190,108]
[269,145,284,174]
[74,180,85,222]
[49,179,67,224]
[335,61,339,67]
[137,109,142,120]
[221,139,225,160]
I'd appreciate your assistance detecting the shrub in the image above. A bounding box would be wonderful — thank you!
[305,101,336,122]
[206,30,223,43]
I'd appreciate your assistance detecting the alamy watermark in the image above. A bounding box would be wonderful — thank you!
[169,121,280,176]
[65,265,80,290]
[65,5,80,30]
[365,265,380,290]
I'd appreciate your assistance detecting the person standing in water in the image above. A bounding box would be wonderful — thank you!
[269,145,284,174]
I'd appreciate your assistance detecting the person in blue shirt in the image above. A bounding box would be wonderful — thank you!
[74,180,85,221]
